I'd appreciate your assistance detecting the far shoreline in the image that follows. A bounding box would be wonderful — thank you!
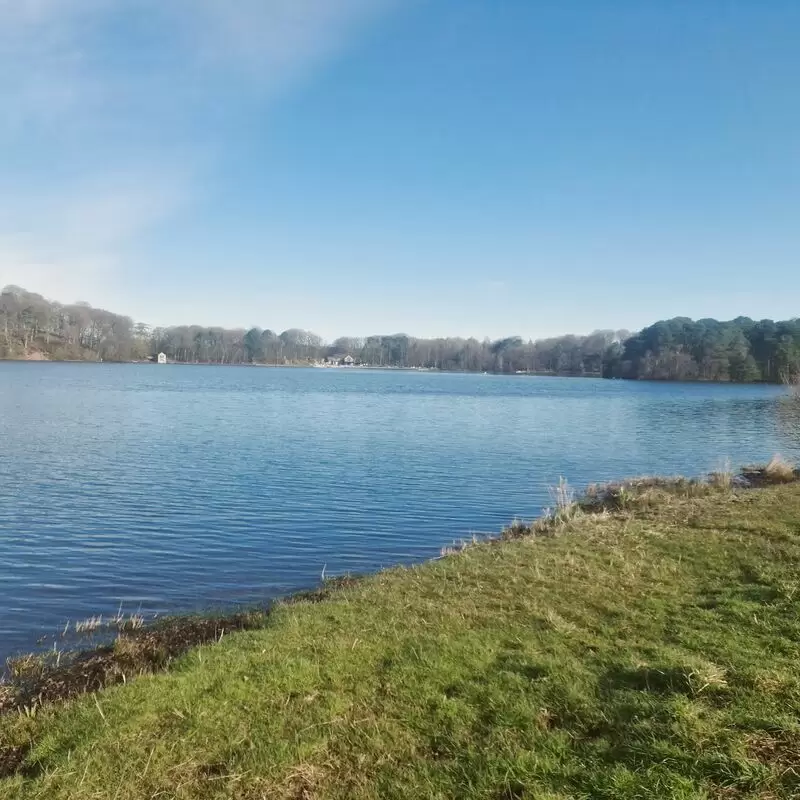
[2,357,791,386]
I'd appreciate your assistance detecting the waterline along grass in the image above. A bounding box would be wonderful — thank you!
[2,463,800,798]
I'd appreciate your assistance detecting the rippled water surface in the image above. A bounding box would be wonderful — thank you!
[1,363,798,659]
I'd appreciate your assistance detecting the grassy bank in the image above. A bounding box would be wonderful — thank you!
[3,470,800,798]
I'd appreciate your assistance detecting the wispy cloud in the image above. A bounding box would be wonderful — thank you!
[0,166,191,304]
[180,0,394,78]
[0,0,100,131]
[56,170,192,250]
[0,0,394,113]
[0,0,395,307]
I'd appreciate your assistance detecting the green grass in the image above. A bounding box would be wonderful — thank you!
[4,482,800,799]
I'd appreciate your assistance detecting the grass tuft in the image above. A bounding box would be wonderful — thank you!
[742,454,799,486]
[781,368,800,398]
[764,454,797,483]
[709,457,734,490]
[579,475,712,515]
[549,476,576,513]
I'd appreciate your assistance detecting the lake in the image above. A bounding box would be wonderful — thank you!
[1,363,797,661]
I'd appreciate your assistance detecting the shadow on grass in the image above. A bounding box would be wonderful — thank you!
[602,665,698,696]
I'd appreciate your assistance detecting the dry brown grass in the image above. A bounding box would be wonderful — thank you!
[764,454,798,484]
[491,462,800,545]
[781,369,800,397]
[0,611,267,716]
[579,476,713,514]
[710,458,734,490]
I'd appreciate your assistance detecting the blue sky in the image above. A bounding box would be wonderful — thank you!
[1,0,798,340]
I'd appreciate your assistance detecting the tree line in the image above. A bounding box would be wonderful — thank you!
[1,285,798,382]
[605,317,800,383]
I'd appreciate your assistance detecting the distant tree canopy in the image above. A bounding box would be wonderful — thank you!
[604,317,800,383]
[0,285,144,362]
[2,286,798,383]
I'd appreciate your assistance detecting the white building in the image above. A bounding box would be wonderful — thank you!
[324,354,356,367]
[157,352,167,364]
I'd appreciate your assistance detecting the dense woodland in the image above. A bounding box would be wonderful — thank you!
[606,317,800,383]
[2,285,799,382]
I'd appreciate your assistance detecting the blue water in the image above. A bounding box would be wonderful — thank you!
[1,363,797,660]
